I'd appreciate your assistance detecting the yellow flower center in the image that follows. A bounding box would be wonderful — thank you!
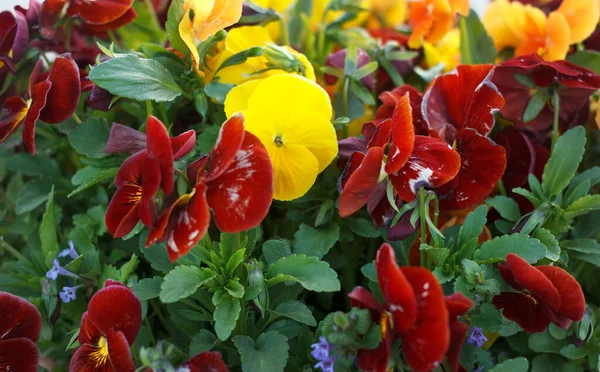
[380,311,393,337]
[90,336,110,367]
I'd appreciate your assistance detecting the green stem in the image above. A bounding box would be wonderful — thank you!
[316,8,331,66]
[143,0,163,37]
[551,90,560,152]
[149,300,172,337]
[418,187,427,268]
[342,77,350,137]
[72,113,82,124]
[203,231,213,251]
[497,180,507,197]
[433,195,439,232]
[0,238,32,266]
[158,102,169,128]
[278,14,290,46]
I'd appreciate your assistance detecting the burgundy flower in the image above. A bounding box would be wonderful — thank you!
[0,291,42,372]
[182,351,229,372]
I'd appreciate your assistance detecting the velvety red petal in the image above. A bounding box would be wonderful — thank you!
[171,130,196,159]
[357,335,392,372]
[338,147,384,218]
[69,343,101,372]
[146,116,175,194]
[77,312,100,345]
[496,128,535,190]
[367,182,393,228]
[185,351,229,372]
[68,0,133,25]
[389,135,461,202]
[367,118,392,149]
[0,12,16,56]
[39,0,67,40]
[439,129,506,210]
[498,262,524,291]
[445,293,473,324]
[385,93,415,174]
[505,254,561,313]
[84,8,137,33]
[400,266,449,372]
[22,80,52,154]
[376,244,417,332]
[207,114,245,181]
[207,131,273,233]
[87,284,142,344]
[0,292,42,343]
[0,96,28,143]
[537,266,585,324]
[28,59,44,98]
[338,151,365,191]
[187,155,209,184]
[38,54,81,124]
[0,338,40,372]
[145,193,193,248]
[104,123,147,155]
[106,329,136,371]
[492,291,553,333]
[446,322,468,372]
[139,157,160,227]
[11,12,29,63]
[348,286,384,313]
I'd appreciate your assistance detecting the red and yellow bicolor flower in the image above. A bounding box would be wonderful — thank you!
[407,0,469,49]
[0,54,81,154]
[69,280,142,372]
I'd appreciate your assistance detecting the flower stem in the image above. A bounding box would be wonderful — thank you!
[497,179,507,196]
[551,90,560,152]
[0,237,32,266]
[342,77,350,137]
[418,187,427,268]
[72,113,82,124]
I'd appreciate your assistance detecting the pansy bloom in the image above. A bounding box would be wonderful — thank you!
[422,64,507,210]
[0,55,80,154]
[146,114,273,261]
[70,280,141,371]
[0,10,28,76]
[104,117,196,238]
[493,254,585,333]
[407,0,469,49]
[0,292,42,372]
[492,53,600,131]
[225,74,337,201]
[349,243,450,372]
[338,92,460,217]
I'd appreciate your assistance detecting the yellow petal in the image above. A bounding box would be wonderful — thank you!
[194,0,243,42]
[226,26,273,52]
[224,79,262,117]
[237,109,278,148]
[483,0,521,50]
[544,12,571,61]
[247,74,333,124]
[285,48,317,81]
[178,9,200,65]
[557,0,599,44]
[269,143,320,201]
[281,112,338,173]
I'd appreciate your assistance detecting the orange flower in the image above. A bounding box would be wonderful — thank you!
[556,0,600,44]
[179,0,243,65]
[407,0,469,49]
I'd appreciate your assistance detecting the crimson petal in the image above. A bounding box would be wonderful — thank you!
[338,147,384,218]
[84,8,137,33]
[106,329,136,371]
[207,131,273,233]
[496,128,536,191]
[504,254,561,312]
[0,12,16,55]
[39,54,81,124]
[356,335,392,372]
[385,93,415,174]
[67,0,133,25]
[185,351,229,372]
[445,292,473,324]
[0,96,28,143]
[146,116,175,194]
[207,114,245,181]
[537,266,585,325]
[0,292,42,342]
[367,118,392,149]
[87,284,141,344]
[389,135,461,202]
[22,80,52,154]
[446,322,468,372]
[171,130,196,159]
[492,291,554,333]
[0,338,40,372]
[40,0,67,40]
[348,286,383,313]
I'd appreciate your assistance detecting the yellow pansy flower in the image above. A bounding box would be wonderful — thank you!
[423,28,460,72]
[208,26,316,85]
[252,0,295,40]
[179,0,243,65]
[367,0,408,28]
[224,74,338,201]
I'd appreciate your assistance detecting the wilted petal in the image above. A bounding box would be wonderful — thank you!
[39,54,81,124]
[88,84,116,112]
[104,123,147,154]
[338,147,384,217]
[338,137,368,158]
[11,12,29,62]
[387,209,418,241]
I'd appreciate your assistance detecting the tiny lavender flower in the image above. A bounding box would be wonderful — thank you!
[472,366,484,372]
[46,259,79,281]
[468,327,488,348]
[311,337,330,360]
[59,284,82,303]
[315,358,335,372]
[57,241,79,260]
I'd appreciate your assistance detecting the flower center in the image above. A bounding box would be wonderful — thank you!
[274,135,284,147]
[90,336,110,367]
[522,292,539,305]
[379,311,393,337]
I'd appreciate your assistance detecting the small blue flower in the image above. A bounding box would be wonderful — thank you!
[472,366,484,372]
[468,327,488,348]
[59,284,82,303]
[315,358,335,372]
[46,259,79,281]
[57,241,79,260]
[311,336,330,361]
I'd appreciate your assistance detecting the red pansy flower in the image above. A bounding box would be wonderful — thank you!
[182,351,229,372]
[375,85,426,135]
[338,93,460,218]
[0,10,28,75]
[493,254,586,333]
[492,53,600,132]
[70,280,142,372]
[105,117,196,238]
[422,64,507,210]
[0,54,80,154]
[145,114,273,262]
[349,243,450,372]
[0,291,42,372]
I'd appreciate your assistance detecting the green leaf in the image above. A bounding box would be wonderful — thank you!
[542,126,586,196]
[293,223,339,259]
[262,239,291,265]
[560,344,589,359]
[225,280,245,298]
[165,0,188,54]
[89,54,183,102]
[347,218,380,238]
[523,89,548,122]
[272,300,317,326]
[458,205,488,249]
[233,331,289,372]
[160,266,214,303]
[226,248,246,273]
[215,47,264,75]
[15,180,53,214]
[567,50,600,74]
[566,194,600,217]
[561,239,600,254]
[529,329,566,353]
[214,295,241,340]
[69,167,118,197]
[4,154,61,178]
[68,118,110,158]
[189,330,218,357]
[39,186,58,268]
[139,232,175,273]
[361,262,377,282]
[534,228,560,261]
[459,11,496,65]
[204,82,234,104]
[131,277,163,301]
[474,233,547,264]
[486,196,521,222]
[571,166,600,189]
[471,303,503,333]
[265,254,340,292]
[531,354,576,372]
[489,357,529,372]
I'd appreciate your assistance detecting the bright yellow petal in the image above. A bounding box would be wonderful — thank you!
[544,12,571,61]
[179,9,200,65]
[238,109,278,147]
[224,79,263,117]
[281,112,338,173]
[269,144,320,201]
[194,0,243,41]
[483,0,521,50]
[285,48,316,81]
[449,0,469,16]
[247,74,333,124]
[226,26,273,52]
[381,1,408,26]
[557,0,599,44]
